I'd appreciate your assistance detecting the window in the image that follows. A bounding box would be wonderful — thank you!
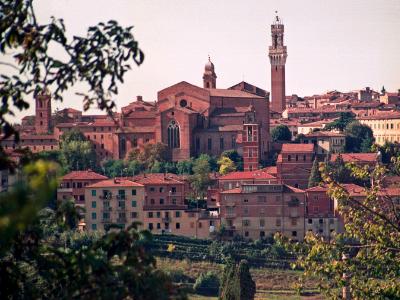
[132,137,138,147]
[244,231,249,237]
[92,224,97,230]
[244,198,249,203]
[175,211,181,218]
[176,223,180,229]
[208,138,212,150]
[118,201,125,208]
[276,219,281,227]
[157,223,161,229]
[243,208,249,215]
[291,218,297,226]
[247,127,253,142]
[150,199,155,204]
[167,120,180,148]
[288,155,291,161]
[150,187,155,192]
[148,223,153,230]
[243,219,250,227]
[303,155,306,161]
[103,212,110,219]
[148,212,153,218]
[295,155,298,161]
[260,219,265,227]
[172,198,177,204]
[319,219,323,224]
[131,200,137,207]
[118,190,125,199]
[292,231,297,237]
[132,189,136,196]
[92,212,97,220]
[159,187,164,192]
[231,135,236,148]
[91,201,96,208]
[131,212,138,218]
[160,198,164,204]
[180,99,187,107]
[171,187,177,194]
[308,218,313,224]
[79,195,85,202]
[198,222,202,228]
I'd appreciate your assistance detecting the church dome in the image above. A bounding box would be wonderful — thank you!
[205,56,214,72]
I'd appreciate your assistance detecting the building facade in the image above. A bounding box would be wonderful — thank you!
[358,112,400,145]
[220,183,305,241]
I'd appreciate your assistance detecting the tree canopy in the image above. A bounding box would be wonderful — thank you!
[271,125,292,142]
[344,121,374,153]
[324,112,355,131]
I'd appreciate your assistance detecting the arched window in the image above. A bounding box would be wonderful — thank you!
[168,120,180,148]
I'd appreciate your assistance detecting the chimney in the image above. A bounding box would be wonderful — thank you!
[137,95,143,102]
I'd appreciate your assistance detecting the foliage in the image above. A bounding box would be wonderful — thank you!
[127,142,169,170]
[0,0,144,143]
[217,156,236,175]
[283,159,400,299]
[325,154,353,184]
[59,129,97,172]
[372,142,400,172]
[221,150,243,171]
[324,112,355,131]
[271,125,292,142]
[176,159,194,174]
[219,259,255,300]
[189,155,213,200]
[193,271,220,296]
[308,159,322,188]
[344,121,374,153]
[293,133,305,144]
[0,161,184,299]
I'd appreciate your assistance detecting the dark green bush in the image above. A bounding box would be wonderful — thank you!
[193,271,220,296]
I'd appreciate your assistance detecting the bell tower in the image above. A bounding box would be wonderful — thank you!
[35,91,51,134]
[242,105,259,171]
[203,56,217,89]
[268,13,287,113]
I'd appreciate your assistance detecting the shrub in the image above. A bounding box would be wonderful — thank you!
[193,271,220,296]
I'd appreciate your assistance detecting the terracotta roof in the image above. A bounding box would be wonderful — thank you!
[259,166,278,175]
[218,170,276,181]
[281,143,314,153]
[305,185,328,192]
[86,179,143,188]
[62,170,108,181]
[129,173,184,185]
[330,153,377,163]
[358,111,400,120]
[20,134,56,140]
[207,89,263,99]
[220,187,242,194]
[303,131,345,138]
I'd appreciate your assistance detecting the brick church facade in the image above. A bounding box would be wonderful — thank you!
[2,58,271,165]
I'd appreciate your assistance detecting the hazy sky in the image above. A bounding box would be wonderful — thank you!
[3,0,400,120]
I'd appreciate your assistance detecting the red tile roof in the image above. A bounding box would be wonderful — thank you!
[62,170,108,181]
[259,166,278,175]
[86,179,143,188]
[303,131,345,138]
[129,173,184,185]
[218,170,276,181]
[208,89,263,99]
[330,153,377,163]
[281,143,314,153]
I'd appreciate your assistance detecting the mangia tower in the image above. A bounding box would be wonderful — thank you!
[268,13,287,113]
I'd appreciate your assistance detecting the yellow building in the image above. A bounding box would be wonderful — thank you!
[85,179,145,231]
[358,112,400,145]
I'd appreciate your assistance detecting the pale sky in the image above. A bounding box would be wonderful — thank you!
[3,0,400,121]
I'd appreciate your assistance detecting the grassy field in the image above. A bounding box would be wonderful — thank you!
[157,258,324,300]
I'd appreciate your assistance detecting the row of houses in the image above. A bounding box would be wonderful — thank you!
[55,146,398,241]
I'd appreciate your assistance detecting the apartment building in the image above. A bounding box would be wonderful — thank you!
[220,183,305,241]
[85,179,145,231]
[358,111,400,145]
[58,170,108,206]
[300,131,345,156]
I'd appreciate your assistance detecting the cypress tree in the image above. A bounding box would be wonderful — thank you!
[308,158,322,188]
[238,260,256,300]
